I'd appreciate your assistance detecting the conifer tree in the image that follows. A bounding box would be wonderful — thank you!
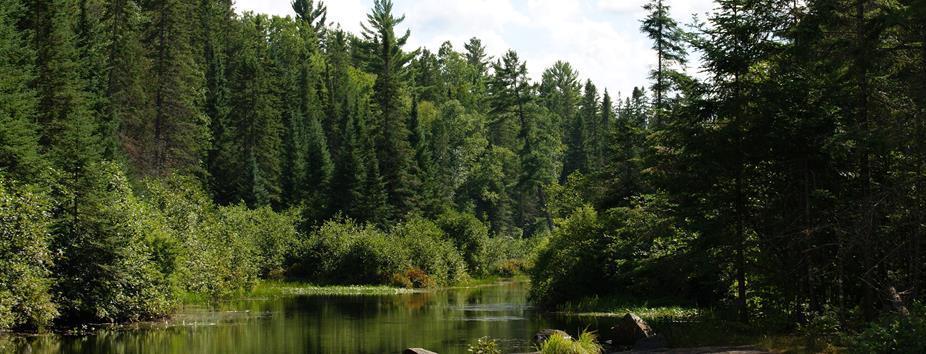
[228,14,283,207]
[142,0,209,175]
[0,0,44,181]
[358,0,419,220]
[641,0,687,127]
[291,0,327,37]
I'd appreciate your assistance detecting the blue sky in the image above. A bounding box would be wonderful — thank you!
[234,0,715,99]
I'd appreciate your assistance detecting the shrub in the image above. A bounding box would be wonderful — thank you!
[392,218,467,286]
[436,210,489,276]
[846,305,926,354]
[0,178,57,330]
[530,194,703,308]
[52,163,177,323]
[221,205,300,279]
[485,236,542,276]
[297,218,411,285]
[529,206,609,307]
[144,176,258,299]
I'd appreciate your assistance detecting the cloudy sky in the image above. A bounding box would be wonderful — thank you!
[234,0,715,98]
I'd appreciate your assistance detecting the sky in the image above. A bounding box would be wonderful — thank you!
[233,0,716,99]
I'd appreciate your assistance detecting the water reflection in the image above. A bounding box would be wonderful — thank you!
[1,282,616,354]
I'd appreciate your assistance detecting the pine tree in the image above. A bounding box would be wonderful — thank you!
[487,50,530,151]
[539,60,580,155]
[142,0,209,175]
[291,0,327,37]
[103,0,154,166]
[641,0,687,127]
[358,0,419,220]
[202,0,235,201]
[0,0,44,181]
[228,14,283,207]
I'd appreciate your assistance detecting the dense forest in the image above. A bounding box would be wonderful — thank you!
[1,0,925,349]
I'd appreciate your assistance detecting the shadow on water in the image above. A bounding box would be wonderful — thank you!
[1,282,619,354]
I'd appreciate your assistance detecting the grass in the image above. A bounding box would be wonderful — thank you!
[554,295,821,352]
[243,280,422,297]
[538,330,603,354]
[556,294,701,321]
[180,276,526,304]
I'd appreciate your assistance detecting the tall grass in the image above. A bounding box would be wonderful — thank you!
[538,331,603,354]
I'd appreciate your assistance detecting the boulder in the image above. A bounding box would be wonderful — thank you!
[403,348,437,354]
[608,313,654,346]
[633,333,668,350]
[533,329,572,344]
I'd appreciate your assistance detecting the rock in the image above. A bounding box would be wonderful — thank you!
[608,313,654,346]
[633,333,668,350]
[533,329,572,344]
[403,348,437,354]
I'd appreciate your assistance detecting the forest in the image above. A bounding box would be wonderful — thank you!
[1,0,925,351]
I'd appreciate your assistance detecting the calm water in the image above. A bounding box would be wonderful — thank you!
[2,282,615,354]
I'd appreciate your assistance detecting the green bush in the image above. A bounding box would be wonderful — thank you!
[847,305,926,354]
[437,210,489,276]
[297,218,410,285]
[0,178,57,330]
[144,176,258,299]
[392,218,467,286]
[294,217,473,287]
[221,205,300,279]
[529,206,608,307]
[52,163,177,323]
[485,236,541,276]
[530,194,703,308]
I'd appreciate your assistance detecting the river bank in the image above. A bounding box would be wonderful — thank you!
[1,280,823,354]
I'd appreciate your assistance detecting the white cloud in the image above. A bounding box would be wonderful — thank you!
[233,0,715,97]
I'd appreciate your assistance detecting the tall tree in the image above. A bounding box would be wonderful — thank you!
[228,14,283,207]
[358,0,419,220]
[142,0,209,175]
[640,0,687,127]
[0,0,44,181]
[291,0,326,37]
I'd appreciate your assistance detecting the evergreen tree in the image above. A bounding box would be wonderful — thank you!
[358,0,419,220]
[202,0,235,201]
[141,0,209,175]
[0,0,44,181]
[228,14,283,207]
[640,0,687,127]
[291,0,327,37]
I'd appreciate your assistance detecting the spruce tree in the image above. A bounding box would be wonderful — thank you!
[142,0,209,175]
[228,14,283,207]
[641,0,687,127]
[0,0,44,181]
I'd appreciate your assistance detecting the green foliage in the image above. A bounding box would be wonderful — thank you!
[530,194,700,307]
[436,210,490,276]
[467,336,502,354]
[0,179,57,330]
[52,162,176,324]
[220,205,300,279]
[0,0,44,181]
[295,217,470,287]
[847,306,926,354]
[538,331,602,354]
[529,206,607,307]
[391,218,467,286]
[144,176,258,299]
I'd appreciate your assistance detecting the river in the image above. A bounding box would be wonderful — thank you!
[3,282,617,354]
